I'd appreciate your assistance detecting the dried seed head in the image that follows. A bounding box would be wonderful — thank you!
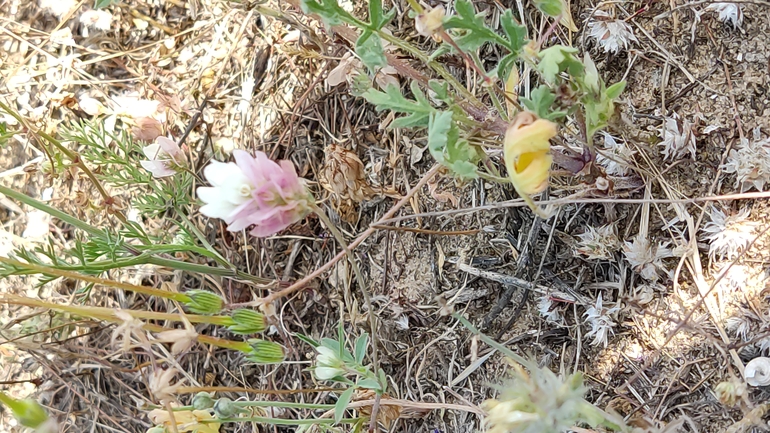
[320,144,372,203]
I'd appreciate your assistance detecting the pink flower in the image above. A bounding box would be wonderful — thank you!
[197,150,311,237]
[140,136,184,178]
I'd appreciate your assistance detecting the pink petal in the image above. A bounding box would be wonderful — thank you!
[140,160,176,178]
[156,136,182,159]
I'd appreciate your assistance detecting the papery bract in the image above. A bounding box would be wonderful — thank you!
[140,136,184,178]
[198,150,311,237]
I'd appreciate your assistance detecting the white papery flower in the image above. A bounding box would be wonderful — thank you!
[722,129,770,192]
[725,316,752,341]
[80,10,113,31]
[623,236,674,281]
[588,11,638,54]
[537,295,562,323]
[197,160,253,220]
[706,3,743,27]
[660,114,696,160]
[596,132,635,176]
[583,295,619,347]
[576,224,619,260]
[702,207,756,259]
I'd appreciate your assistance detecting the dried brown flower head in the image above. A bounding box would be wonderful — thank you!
[320,144,373,203]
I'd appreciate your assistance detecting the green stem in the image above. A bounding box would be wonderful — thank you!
[453,313,529,366]
[0,257,192,303]
[208,417,361,426]
[309,204,384,393]
[470,52,507,121]
[0,185,270,284]
[1,293,235,327]
[176,401,336,411]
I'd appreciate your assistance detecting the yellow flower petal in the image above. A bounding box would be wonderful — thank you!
[503,112,557,197]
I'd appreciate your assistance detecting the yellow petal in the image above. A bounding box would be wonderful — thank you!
[503,112,557,196]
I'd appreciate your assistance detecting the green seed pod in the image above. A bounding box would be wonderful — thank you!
[244,339,285,364]
[192,392,215,410]
[185,290,224,315]
[213,397,238,419]
[227,309,267,335]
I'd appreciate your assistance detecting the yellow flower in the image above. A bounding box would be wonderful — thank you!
[503,112,557,200]
[147,408,220,433]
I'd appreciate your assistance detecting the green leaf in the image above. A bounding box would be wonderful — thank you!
[369,0,383,28]
[534,0,563,16]
[500,10,527,54]
[494,53,518,81]
[605,81,626,100]
[355,30,388,72]
[538,45,583,84]
[354,333,369,364]
[334,388,355,423]
[94,0,118,8]
[428,80,450,101]
[443,0,500,52]
[301,0,352,26]
[358,82,435,128]
[357,378,381,390]
[428,111,479,178]
[520,85,555,119]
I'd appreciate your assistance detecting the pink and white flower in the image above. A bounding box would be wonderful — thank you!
[140,136,184,178]
[197,150,311,237]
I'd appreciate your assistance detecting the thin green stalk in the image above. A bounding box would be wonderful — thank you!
[309,204,385,398]
[208,417,361,426]
[470,52,508,121]
[1,294,236,326]
[453,313,529,366]
[0,257,192,303]
[0,185,270,284]
[175,401,336,411]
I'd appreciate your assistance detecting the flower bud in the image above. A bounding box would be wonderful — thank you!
[213,397,238,418]
[192,392,215,410]
[0,393,49,429]
[184,290,224,315]
[244,339,285,364]
[227,309,267,335]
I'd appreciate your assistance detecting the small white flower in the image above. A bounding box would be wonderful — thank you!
[706,3,743,28]
[576,224,619,260]
[702,207,756,259]
[583,295,619,347]
[154,319,198,355]
[197,160,253,219]
[745,357,770,386]
[596,133,636,176]
[623,236,674,281]
[80,10,113,31]
[660,114,696,160]
[588,11,638,54]
[722,129,770,192]
[537,295,562,323]
[111,310,149,353]
[314,346,346,380]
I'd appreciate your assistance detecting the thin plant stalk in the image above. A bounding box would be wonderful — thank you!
[309,203,384,428]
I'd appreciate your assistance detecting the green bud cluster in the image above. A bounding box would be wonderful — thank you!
[184,290,225,314]
[226,309,267,335]
[243,339,285,364]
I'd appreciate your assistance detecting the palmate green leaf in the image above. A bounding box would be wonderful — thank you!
[355,30,388,72]
[358,82,435,128]
[538,45,584,84]
[520,85,566,121]
[443,0,500,52]
[500,10,527,54]
[428,111,478,179]
[300,0,353,26]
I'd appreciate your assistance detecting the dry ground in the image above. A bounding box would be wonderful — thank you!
[1,0,770,432]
